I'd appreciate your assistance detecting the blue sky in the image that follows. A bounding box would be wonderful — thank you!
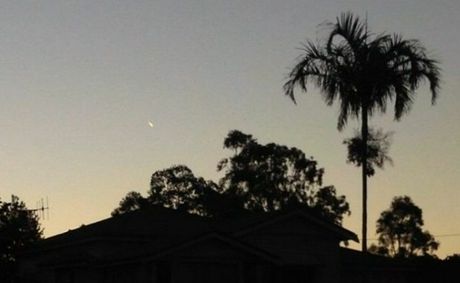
[0,0,459,257]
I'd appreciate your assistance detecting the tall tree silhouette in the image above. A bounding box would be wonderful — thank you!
[370,196,438,258]
[284,13,440,252]
[218,130,350,225]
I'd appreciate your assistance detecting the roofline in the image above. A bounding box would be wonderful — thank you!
[23,206,209,254]
[234,210,359,243]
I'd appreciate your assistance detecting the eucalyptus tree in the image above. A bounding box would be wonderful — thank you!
[370,196,439,258]
[218,130,350,225]
[284,13,440,252]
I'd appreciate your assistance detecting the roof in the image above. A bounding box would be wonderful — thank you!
[37,232,282,268]
[31,206,213,251]
[215,208,358,242]
[25,206,358,260]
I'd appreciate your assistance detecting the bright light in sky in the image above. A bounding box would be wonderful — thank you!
[0,0,459,258]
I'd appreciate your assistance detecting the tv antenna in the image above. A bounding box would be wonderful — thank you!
[30,197,50,220]
[8,195,50,220]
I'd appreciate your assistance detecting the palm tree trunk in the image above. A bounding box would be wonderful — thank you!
[361,105,369,253]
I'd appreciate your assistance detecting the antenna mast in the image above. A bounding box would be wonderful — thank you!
[29,197,50,220]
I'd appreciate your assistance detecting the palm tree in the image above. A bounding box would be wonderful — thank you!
[284,12,440,252]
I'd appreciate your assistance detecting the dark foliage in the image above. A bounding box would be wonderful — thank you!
[0,196,42,280]
[284,12,440,129]
[111,191,150,216]
[369,196,438,258]
[343,128,393,177]
[113,165,244,218]
[113,130,350,225]
[148,165,244,217]
[218,130,349,224]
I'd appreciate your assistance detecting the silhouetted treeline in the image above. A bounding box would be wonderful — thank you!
[113,130,350,225]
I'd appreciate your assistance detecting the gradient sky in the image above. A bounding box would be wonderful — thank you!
[1,0,459,258]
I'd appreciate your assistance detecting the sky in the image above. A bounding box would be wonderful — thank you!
[0,0,459,258]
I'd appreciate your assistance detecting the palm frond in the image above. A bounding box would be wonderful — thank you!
[284,12,440,129]
[327,12,368,54]
[385,35,441,107]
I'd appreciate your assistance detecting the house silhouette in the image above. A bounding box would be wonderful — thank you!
[17,206,413,283]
